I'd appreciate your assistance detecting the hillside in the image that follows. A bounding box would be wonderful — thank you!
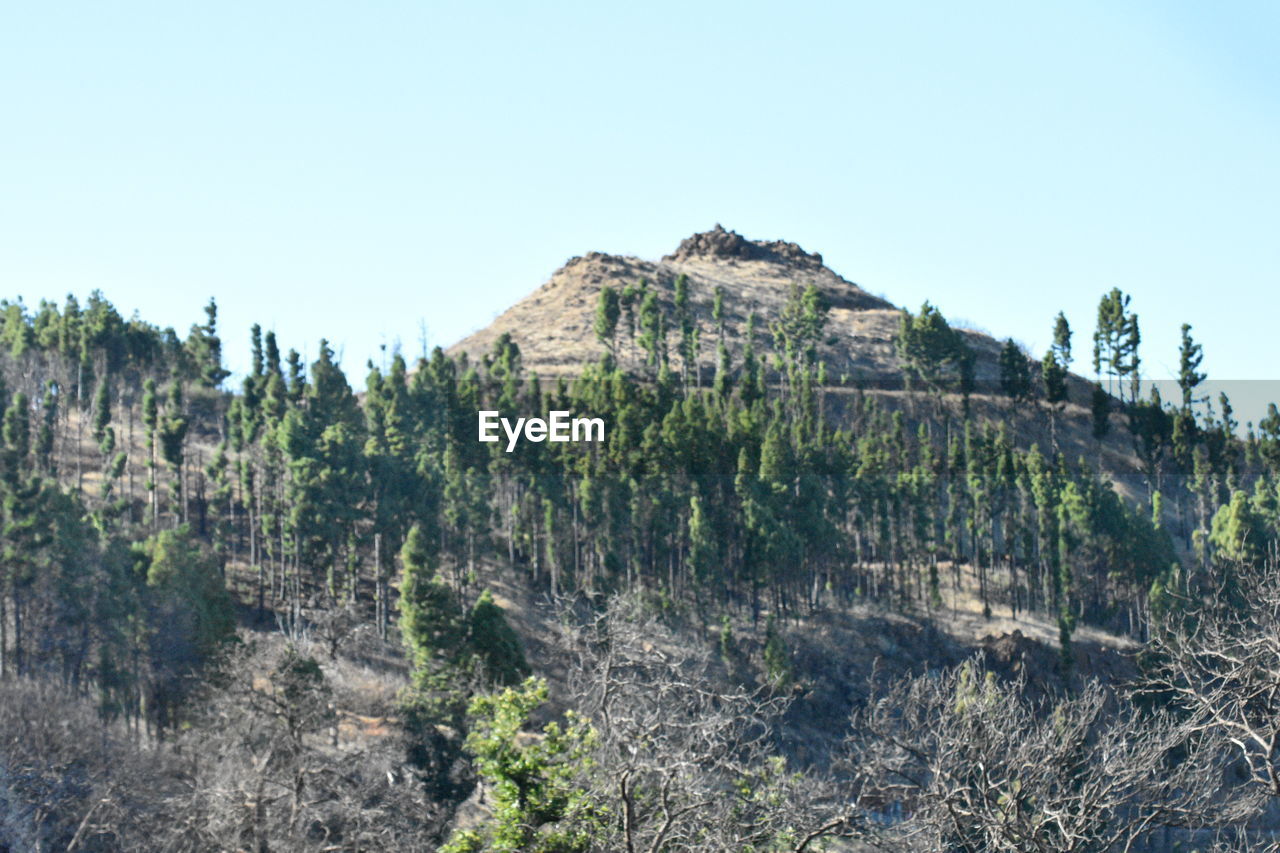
[454,224,1062,392]
[451,224,1148,494]
[0,237,1273,849]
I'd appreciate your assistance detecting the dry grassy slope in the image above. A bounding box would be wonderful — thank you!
[451,225,903,378]
[449,224,1100,393]
[447,226,1146,491]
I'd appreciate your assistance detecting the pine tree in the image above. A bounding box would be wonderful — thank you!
[673,274,697,385]
[998,339,1032,403]
[1092,289,1140,401]
[718,614,739,669]
[286,349,306,404]
[1,392,31,479]
[34,385,57,474]
[264,329,284,380]
[1093,289,1127,392]
[713,340,734,401]
[136,526,235,731]
[398,523,461,679]
[188,298,231,389]
[593,286,621,356]
[466,589,529,686]
[1091,383,1111,441]
[1040,353,1066,448]
[636,289,665,371]
[158,381,189,525]
[1123,312,1142,404]
[1051,311,1072,368]
[1056,489,1081,671]
[1209,490,1267,567]
[762,614,792,688]
[1177,323,1206,410]
[249,322,265,382]
[91,378,111,444]
[712,285,726,344]
[897,302,971,395]
[1042,313,1071,419]
[688,493,718,596]
[143,378,160,526]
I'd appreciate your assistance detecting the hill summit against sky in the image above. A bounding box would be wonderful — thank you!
[451,223,1132,480]
[450,224,1009,384]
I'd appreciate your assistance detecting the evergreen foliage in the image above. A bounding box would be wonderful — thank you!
[896,301,973,393]
[467,589,530,686]
[998,339,1033,403]
[442,677,600,853]
[0,281,1275,833]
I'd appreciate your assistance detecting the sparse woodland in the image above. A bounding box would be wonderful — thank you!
[2,277,1280,850]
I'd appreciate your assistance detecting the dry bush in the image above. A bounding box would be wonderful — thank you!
[556,596,863,852]
[153,636,448,852]
[1144,565,1280,802]
[847,658,1254,852]
[0,679,186,852]
[0,635,451,852]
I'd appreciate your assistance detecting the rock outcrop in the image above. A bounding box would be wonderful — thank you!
[663,223,824,268]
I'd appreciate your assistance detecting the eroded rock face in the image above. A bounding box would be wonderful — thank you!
[663,224,824,268]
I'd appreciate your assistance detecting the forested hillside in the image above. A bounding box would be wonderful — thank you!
[3,233,1280,849]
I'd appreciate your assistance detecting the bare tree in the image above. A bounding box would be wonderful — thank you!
[847,657,1251,853]
[153,637,448,852]
[1145,563,1280,803]
[303,602,362,661]
[556,596,864,853]
[0,678,190,852]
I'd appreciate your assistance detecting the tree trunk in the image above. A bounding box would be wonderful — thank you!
[13,590,23,676]
[375,532,387,641]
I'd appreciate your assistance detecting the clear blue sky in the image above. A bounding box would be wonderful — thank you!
[2,2,1276,418]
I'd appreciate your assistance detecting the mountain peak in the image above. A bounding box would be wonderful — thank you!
[663,224,824,268]
[449,227,905,379]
